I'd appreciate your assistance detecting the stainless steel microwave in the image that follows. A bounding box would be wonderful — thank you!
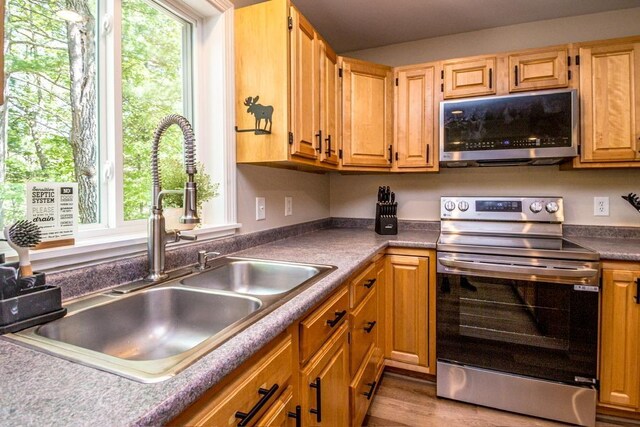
[439,89,578,167]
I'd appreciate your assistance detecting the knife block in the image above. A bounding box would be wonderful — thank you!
[375,203,397,235]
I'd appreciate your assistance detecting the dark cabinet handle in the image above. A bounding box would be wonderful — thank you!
[489,68,493,89]
[235,383,279,426]
[309,377,322,423]
[315,130,322,153]
[326,310,347,327]
[287,405,302,427]
[364,321,377,334]
[388,145,393,163]
[426,144,430,163]
[364,278,376,289]
[363,381,377,400]
[325,134,331,156]
[635,278,640,304]
[514,65,519,86]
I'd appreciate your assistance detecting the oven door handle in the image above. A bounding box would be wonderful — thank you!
[439,257,598,279]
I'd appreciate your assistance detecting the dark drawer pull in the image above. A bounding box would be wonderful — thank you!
[364,321,377,334]
[325,135,332,156]
[309,377,322,423]
[235,383,279,426]
[326,310,347,327]
[635,278,640,304]
[315,130,322,153]
[363,380,377,400]
[287,405,302,427]
[364,278,376,289]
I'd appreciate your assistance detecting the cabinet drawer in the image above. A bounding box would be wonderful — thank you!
[350,262,377,308]
[350,345,384,427]
[180,335,293,426]
[350,287,378,377]
[443,57,496,99]
[509,48,568,92]
[256,385,297,427]
[300,286,349,363]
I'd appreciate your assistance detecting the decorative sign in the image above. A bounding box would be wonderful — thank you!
[26,182,77,248]
[235,95,274,135]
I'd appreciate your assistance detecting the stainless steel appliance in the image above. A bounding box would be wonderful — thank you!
[439,89,578,167]
[436,196,599,427]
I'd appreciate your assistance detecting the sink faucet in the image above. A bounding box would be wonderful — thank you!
[147,114,200,281]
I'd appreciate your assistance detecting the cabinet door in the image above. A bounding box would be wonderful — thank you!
[395,65,436,169]
[579,42,640,162]
[341,57,393,168]
[256,385,298,427]
[319,40,340,166]
[442,57,496,99]
[301,323,350,427]
[385,255,428,366]
[600,268,640,410]
[290,7,319,160]
[509,48,569,92]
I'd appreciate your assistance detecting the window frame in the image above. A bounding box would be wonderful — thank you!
[3,0,238,271]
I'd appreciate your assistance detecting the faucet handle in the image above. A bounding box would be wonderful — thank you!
[197,250,221,270]
[176,231,197,242]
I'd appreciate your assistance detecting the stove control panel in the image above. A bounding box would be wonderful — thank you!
[441,196,564,222]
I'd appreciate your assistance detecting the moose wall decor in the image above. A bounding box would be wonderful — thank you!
[235,96,274,135]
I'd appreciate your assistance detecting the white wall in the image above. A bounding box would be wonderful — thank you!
[343,7,640,66]
[237,165,330,233]
[329,8,640,227]
[330,167,640,227]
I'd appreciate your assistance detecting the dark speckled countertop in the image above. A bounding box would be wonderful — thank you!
[0,228,438,427]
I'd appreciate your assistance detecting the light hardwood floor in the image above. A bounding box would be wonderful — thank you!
[363,373,639,427]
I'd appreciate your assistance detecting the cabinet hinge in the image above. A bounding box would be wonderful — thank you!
[395,77,398,86]
[440,70,444,79]
[287,16,293,30]
[288,131,293,145]
[440,83,444,92]
[347,332,351,344]
[575,55,580,66]
[338,68,343,78]
[338,149,343,159]
[568,69,572,80]
[577,145,581,155]
[567,56,571,66]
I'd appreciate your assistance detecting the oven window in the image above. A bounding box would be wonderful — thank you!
[437,273,598,385]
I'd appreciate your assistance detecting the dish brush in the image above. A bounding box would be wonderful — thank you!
[3,220,41,277]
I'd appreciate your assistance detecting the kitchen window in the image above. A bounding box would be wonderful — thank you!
[0,0,237,268]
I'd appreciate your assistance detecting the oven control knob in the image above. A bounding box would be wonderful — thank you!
[529,202,543,213]
[458,201,469,211]
[546,202,559,213]
[444,200,456,211]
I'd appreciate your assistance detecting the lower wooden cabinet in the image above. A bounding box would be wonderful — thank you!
[384,249,436,374]
[350,345,384,427]
[256,385,298,427]
[599,262,640,413]
[300,323,350,427]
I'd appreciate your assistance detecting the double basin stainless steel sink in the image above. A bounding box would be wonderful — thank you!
[7,257,335,382]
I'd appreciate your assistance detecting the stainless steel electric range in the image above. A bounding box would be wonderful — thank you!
[436,196,600,427]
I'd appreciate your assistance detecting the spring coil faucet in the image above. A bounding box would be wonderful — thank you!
[147,114,200,281]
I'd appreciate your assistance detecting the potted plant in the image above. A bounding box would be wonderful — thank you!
[159,158,219,231]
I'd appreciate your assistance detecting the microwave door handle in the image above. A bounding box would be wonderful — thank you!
[439,257,598,279]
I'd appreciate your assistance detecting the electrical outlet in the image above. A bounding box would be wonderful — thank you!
[285,196,293,216]
[256,197,266,220]
[594,197,609,216]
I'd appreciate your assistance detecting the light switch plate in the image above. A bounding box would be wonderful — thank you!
[256,197,266,220]
[285,196,292,216]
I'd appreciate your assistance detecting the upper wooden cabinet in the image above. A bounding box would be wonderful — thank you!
[319,39,340,165]
[509,48,569,92]
[577,39,640,165]
[235,0,338,169]
[600,262,640,412]
[393,64,438,170]
[442,56,496,99]
[340,57,394,168]
[289,7,320,160]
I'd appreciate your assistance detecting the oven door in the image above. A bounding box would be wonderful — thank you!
[436,252,600,386]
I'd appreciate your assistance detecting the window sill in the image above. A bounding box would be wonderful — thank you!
[20,223,242,272]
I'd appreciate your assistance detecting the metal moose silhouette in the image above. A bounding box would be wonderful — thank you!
[235,96,273,135]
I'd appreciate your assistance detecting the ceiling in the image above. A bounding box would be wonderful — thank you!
[231,0,640,53]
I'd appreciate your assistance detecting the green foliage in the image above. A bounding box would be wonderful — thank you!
[160,159,219,210]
